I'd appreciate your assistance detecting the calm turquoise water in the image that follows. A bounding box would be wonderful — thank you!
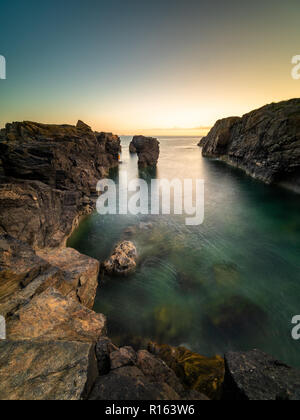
[68,136,300,367]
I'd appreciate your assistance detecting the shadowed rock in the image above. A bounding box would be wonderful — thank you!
[0,121,121,248]
[201,99,300,192]
[149,342,225,400]
[90,340,209,400]
[129,135,160,168]
[223,349,300,400]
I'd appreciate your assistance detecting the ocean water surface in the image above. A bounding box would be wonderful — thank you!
[68,136,300,367]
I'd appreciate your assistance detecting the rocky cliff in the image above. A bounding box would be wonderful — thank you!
[129,135,160,168]
[0,120,121,248]
[200,99,300,192]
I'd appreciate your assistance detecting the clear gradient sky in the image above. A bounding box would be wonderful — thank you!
[0,0,299,135]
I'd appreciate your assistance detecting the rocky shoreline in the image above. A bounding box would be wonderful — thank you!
[200,99,300,193]
[0,119,300,400]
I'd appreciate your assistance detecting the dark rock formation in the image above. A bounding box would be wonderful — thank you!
[0,340,98,400]
[201,99,300,192]
[90,337,209,400]
[149,342,225,400]
[129,135,160,168]
[0,121,121,248]
[223,349,300,400]
[103,241,138,276]
[0,121,121,191]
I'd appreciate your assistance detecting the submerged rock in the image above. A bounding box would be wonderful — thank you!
[205,295,268,340]
[129,135,160,168]
[201,99,300,192]
[223,349,300,400]
[149,342,225,400]
[103,241,138,276]
[0,340,98,400]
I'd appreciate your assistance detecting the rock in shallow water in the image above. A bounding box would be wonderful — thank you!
[129,135,160,168]
[0,340,98,400]
[103,241,138,276]
[223,349,300,400]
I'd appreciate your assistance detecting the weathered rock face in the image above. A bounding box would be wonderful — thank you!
[37,247,99,309]
[223,349,300,400]
[90,337,209,400]
[0,235,99,318]
[149,342,225,400]
[0,121,121,248]
[7,287,106,343]
[129,135,160,168]
[103,241,138,276]
[0,340,98,400]
[201,99,300,191]
[0,121,121,192]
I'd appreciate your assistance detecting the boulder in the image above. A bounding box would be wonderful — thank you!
[0,340,98,400]
[95,337,119,375]
[129,135,160,168]
[223,349,300,400]
[149,342,225,400]
[201,99,300,192]
[103,241,137,276]
[7,287,106,343]
[110,346,137,370]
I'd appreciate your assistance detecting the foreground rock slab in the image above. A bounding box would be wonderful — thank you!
[103,241,138,276]
[129,135,160,168]
[201,99,300,192]
[37,247,99,309]
[0,340,98,400]
[223,349,300,400]
[90,338,208,400]
[7,287,106,343]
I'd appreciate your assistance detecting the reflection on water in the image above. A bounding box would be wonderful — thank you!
[68,136,300,367]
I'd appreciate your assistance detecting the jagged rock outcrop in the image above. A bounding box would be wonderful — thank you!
[149,342,225,400]
[0,235,100,318]
[223,349,300,400]
[0,121,121,248]
[0,121,121,192]
[37,247,99,310]
[0,340,98,400]
[201,99,300,192]
[89,337,209,400]
[129,135,160,168]
[103,241,138,276]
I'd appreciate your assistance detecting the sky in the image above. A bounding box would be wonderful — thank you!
[0,0,299,135]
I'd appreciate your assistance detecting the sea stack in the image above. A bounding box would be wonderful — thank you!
[200,99,300,192]
[129,135,160,168]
